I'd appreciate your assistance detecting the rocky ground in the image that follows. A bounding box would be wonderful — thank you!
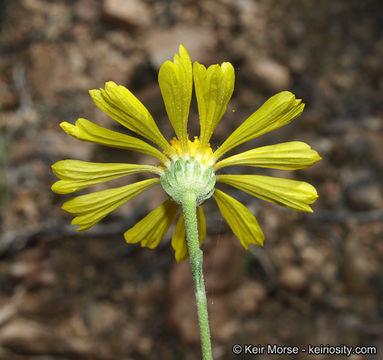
[0,0,382,359]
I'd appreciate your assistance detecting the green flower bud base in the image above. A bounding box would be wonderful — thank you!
[160,158,216,206]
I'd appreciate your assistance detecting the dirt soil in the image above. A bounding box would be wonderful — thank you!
[0,0,382,359]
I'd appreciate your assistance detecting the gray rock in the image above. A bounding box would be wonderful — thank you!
[344,170,383,210]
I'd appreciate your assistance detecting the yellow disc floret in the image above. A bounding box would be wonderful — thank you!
[169,137,214,166]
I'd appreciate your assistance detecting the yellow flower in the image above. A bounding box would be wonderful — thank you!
[52,45,321,262]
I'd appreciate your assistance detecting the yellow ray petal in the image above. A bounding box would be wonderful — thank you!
[158,45,192,153]
[212,91,305,161]
[60,118,170,165]
[52,160,161,194]
[214,141,321,171]
[213,189,264,249]
[217,174,318,212]
[62,178,159,231]
[89,82,174,156]
[171,207,206,262]
[124,199,179,249]
[193,61,234,150]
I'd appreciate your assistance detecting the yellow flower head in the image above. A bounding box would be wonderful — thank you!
[52,45,321,262]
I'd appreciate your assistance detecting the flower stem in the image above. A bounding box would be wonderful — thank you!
[182,192,213,360]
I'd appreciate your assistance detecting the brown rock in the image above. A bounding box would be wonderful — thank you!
[144,25,217,68]
[0,318,108,358]
[301,246,325,272]
[341,228,375,293]
[292,228,309,249]
[28,42,91,101]
[9,137,39,164]
[3,189,40,228]
[74,0,101,22]
[105,30,135,52]
[278,265,308,292]
[168,266,236,345]
[271,242,296,266]
[231,282,266,315]
[203,236,244,293]
[0,83,18,110]
[10,248,56,287]
[43,130,94,160]
[209,297,238,342]
[237,0,262,28]
[168,259,199,344]
[0,289,27,327]
[309,281,326,299]
[22,0,71,40]
[86,40,139,85]
[344,171,383,210]
[250,56,292,91]
[135,275,165,320]
[84,302,123,335]
[321,181,341,208]
[1,1,43,47]
[168,236,244,344]
[102,0,151,28]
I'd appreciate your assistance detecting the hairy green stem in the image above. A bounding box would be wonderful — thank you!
[182,192,213,360]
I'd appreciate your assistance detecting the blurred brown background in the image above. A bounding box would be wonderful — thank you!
[0,0,382,359]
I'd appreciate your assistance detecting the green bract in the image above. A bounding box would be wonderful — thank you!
[160,159,216,206]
